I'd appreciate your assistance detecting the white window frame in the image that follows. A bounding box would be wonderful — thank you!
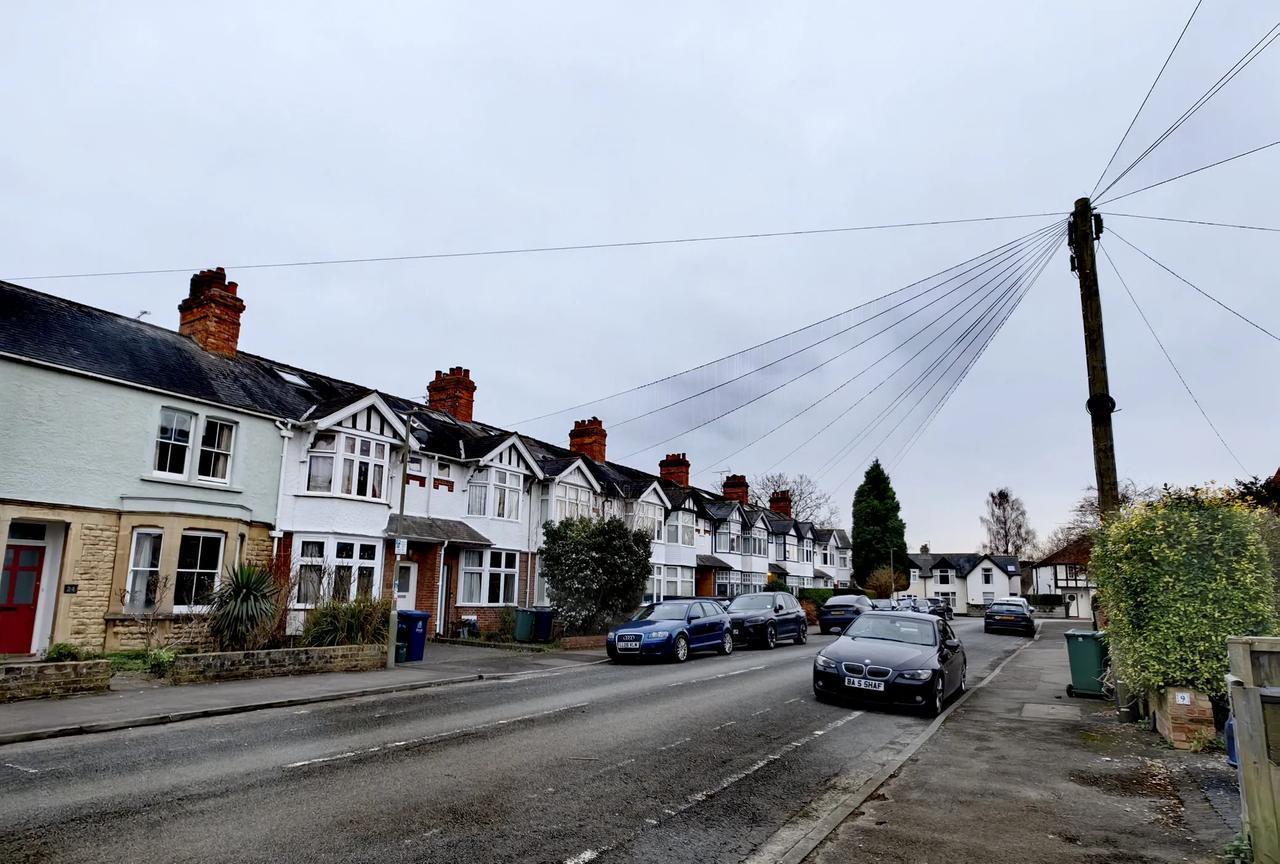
[337,434,389,501]
[936,569,952,585]
[666,509,695,546]
[910,568,920,583]
[154,407,195,478]
[125,528,163,611]
[292,535,383,606]
[196,417,236,484]
[468,468,489,516]
[628,501,663,542]
[493,469,522,521]
[982,566,993,585]
[457,548,520,606]
[306,432,338,493]
[174,530,224,612]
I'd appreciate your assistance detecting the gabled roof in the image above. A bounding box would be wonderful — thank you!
[795,521,815,539]
[1035,535,1092,568]
[765,514,797,535]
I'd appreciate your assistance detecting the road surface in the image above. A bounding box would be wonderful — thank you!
[0,617,1026,863]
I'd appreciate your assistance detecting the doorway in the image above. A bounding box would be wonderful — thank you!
[1,545,45,654]
[393,561,417,611]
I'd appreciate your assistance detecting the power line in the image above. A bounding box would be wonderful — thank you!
[1099,242,1247,473]
[1097,138,1280,207]
[880,230,1063,481]
[735,227,1068,477]
[1106,228,1280,343]
[6,211,1064,283]
[1091,0,1204,197]
[611,220,1065,431]
[815,230,1066,482]
[1103,212,1280,233]
[509,219,1060,426]
[1097,19,1280,200]
[619,223,1065,461]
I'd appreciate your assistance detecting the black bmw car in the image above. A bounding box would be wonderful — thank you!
[813,611,966,716]
[726,591,808,648]
[984,601,1036,636]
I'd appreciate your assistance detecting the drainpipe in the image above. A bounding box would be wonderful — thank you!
[271,421,294,562]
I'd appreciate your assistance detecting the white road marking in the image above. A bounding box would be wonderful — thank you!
[284,702,590,769]
[751,708,772,717]
[784,697,802,704]
[564,850,599,864]
[4,763,39,774]
[657,737,691,751]
[710,721,736,732]
[668,664,768,688]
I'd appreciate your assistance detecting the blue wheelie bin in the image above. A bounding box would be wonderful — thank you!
[396,610,432,663]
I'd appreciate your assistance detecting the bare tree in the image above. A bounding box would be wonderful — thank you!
[750,472,839,526]
[1033,480,1159,558]
[866,565,907,598]
[980,487,1037,558]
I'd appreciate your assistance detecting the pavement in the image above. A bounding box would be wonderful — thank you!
[0,617,1022,863]
[0,641,608,745]
[800,620,1241,864]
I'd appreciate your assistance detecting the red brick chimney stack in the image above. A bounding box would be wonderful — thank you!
[427,367,477,423]
[178,267,245,357]
[659,452,691,487]
[722,474,750,505]
[568,417,607,463]
[769,489,793,518]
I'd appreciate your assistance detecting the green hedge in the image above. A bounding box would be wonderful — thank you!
[1093,491,1277,697]
[797,588,833,607]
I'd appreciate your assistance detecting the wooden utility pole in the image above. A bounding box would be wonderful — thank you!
[1068,197,1121,515]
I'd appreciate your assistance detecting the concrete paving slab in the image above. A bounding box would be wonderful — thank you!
[1020,702,1083,721]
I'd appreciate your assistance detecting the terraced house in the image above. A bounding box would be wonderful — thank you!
[0,271,844,654]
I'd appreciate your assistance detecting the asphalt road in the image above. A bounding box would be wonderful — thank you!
[0,618,1027,864]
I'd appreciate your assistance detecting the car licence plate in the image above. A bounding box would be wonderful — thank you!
[845,677,884,691]
[996,615,1014,620]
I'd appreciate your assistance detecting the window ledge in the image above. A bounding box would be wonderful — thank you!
[104,611,206,622]
[140,475,243,493]
[293,491,391,505]
[454,603,518,608]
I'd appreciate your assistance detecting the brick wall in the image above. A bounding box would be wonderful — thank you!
[1151,687,1216,750]
[65,523,119,649]
[105,614,214,652]
[1,660,112,702]
[168,644,386,685]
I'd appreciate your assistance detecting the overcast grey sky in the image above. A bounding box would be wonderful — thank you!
[4,2,1277,550]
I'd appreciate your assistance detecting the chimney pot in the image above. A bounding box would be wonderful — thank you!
[769,489,793,519]
[568,417,607,463]
[659,452,691,487]
[722,473,750,505]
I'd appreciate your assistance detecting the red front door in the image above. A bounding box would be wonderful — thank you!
[0,545,45,654]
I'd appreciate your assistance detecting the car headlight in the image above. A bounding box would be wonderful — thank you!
[607,631,617,640]
[814,655,838,672]
[745,617,766,625]
[645,630,670,640]
[897,669,933,681]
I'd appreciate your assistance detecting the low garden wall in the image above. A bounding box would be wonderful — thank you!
[1,659,112,702]
[168,644,385,685]
[1149,687,1216,750]
[560,635,607,650]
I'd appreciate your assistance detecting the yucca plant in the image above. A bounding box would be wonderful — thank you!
[208,565,281,652]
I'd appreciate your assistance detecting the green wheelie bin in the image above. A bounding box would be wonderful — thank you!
[514,608,535,642]
[1064,629,1108,698]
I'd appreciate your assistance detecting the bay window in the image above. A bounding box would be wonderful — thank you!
[126,529,162,610]
[175,531,223,610]
[307,434,336,492]
[154,408,194,476]
[468,469,489,516]
[556,483,595,520]
[665,510,694,546]
[644,564,663,603]
[293,537,381,605]
[306,432,388,500]
[664,565,694,597]
[628,502,663,541]
[458,549,520,605]
[469,468,526,519]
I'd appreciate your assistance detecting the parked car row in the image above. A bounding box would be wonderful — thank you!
[606,591,808,662]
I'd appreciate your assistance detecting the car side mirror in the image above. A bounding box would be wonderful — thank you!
[775,604,785,613]
[944,639,961,650]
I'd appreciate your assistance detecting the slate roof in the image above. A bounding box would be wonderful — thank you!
[696,554,732,570]
[768,562,789,575]
[386,514,492,545]
[906,552,1022,578]
[0,280,393,421]
[813,568,832,580]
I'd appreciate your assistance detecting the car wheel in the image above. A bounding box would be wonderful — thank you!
[718,630,734,656]
[794,621,808,645]
[925,675,945,717]
[671,634,689,663]
[762,623,777,650]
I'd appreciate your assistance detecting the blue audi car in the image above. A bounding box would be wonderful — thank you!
[607,600,734,663]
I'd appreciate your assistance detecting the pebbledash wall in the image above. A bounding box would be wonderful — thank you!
[0,358,278,653]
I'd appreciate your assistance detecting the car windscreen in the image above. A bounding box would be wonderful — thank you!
[843,615,936,646]
[825,596,862,607]
[728,595,774,611]
[988,604,1025,614]
[870,600,893,609]
[635,602,691,621]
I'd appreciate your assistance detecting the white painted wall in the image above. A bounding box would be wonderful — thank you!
[0,359,281,522]
[964,557,1017,607]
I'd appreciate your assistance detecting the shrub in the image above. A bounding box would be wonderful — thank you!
[765,578,791,594]
[540,517,652,635]
[800,599,819,625]
[208,565,281,652]
[147,647,177,676]
[1093,490,1277,697]
[797,588,833,607]
[496,606,516,641]
[44,642,85,662]
[303,596,394,647]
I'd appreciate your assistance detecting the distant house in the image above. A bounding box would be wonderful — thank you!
[898,551,1023,615]
[1029,536,1095,619]
[812,528,852,589]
